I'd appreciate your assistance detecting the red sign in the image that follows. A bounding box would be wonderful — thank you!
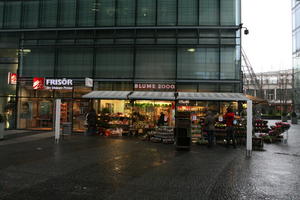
[8,72,17,85]
[134,83,175,91]
[33,78,45,90]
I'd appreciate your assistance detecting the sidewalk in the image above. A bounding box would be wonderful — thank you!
[0,130,54,146]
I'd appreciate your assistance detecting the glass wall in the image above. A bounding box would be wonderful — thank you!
[135,47,176,79]
[22,48,55,77]
[177,48,219,79]
[22,0,39,28]
[137,0,156,26]
[292,1,300,112]
[57,48,93,77]
[20,43,240,83]
[0,0,241,29]
[40,0,58,27]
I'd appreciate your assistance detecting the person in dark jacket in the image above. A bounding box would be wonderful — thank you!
[204,111,215,147]
[224,107,236,148]
[157,112,165,126]
[86,109,97,136]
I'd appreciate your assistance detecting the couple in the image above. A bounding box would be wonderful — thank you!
[204,108,236,148]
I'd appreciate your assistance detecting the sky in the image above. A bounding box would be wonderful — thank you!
[242,0,293,73]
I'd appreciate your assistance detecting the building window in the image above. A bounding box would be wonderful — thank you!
[178,0,198,25]
[117,0,135,26]
[135,47,176,79]
[137,0,156,26]
[177,48,219,79]
[199,0,219,25]
[157,0,176,25]
[96,0,115,26]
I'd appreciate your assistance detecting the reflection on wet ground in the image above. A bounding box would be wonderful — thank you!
[0,122,299,200]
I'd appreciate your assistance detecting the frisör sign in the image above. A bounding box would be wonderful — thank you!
[33,78,73,90]
[45,78,73,90]
[134,83,175,91]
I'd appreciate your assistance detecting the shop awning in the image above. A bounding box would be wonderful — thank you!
[177,92,249,101]
[245,95,268,104]
[82,91,131,99]
[129,91,176,100]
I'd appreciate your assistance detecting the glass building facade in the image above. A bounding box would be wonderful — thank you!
[292,0,300,113]
[0,0,242,130]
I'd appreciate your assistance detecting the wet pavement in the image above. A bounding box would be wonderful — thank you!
[0,121,299,200]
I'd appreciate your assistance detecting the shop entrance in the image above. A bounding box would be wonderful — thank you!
[73,99,90,132]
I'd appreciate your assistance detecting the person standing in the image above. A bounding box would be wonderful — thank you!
[86,109,97,136]
[224,107,236,148]
[157,112,165,126]
[204,111,215,147]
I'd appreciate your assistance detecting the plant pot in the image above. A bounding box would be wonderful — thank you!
[291,117,298,124]
[0,122,4,140]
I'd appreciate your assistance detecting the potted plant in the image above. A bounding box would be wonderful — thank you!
[291,112,298,124]
[0,114,5,140]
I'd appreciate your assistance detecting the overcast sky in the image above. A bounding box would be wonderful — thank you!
[242,0,292,72]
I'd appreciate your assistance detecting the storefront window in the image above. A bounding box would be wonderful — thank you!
[0,97,16,129]
[18,98,53,130]
[133,100,174,130]
[95,100,132,136]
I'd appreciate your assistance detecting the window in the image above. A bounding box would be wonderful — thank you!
[177,48,219,79]
[4,1,21,28]
[97,0,115,26]
[57,48,93,77]
[220,0,237,25]
[23,0,39,28]
[199,0,219,25]
[137,0,156,26]
[220,47,237,79]
[78,0,95,27]
[95,48,134,79]
[22,48,55,77]
[0,2,4,28]
[135,47,176,79]
[157,0,176,25]
[178,0,197,25]
[40,0,58,27]
[117,0,135,26]
[59,0,76,27]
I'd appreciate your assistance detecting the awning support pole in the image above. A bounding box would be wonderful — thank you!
[246,100,253,157]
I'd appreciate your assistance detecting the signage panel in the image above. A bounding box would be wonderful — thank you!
[8,72,17,85]
[33,78,45,90]
[33,78,73,90]
[85,78,93,87]
[134,83,175,91]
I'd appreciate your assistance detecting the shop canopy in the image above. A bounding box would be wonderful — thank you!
[177,92,249,102]
[82,91,131,99]
[82,90,252,157]
[129,91,176,100]
[83,91,249,102]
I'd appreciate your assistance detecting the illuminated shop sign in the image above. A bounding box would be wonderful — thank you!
[134,83,175,90]
[33,78,73,90]
[33,78,45,90]
[85,77,93,87]
[8,72,17,85]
